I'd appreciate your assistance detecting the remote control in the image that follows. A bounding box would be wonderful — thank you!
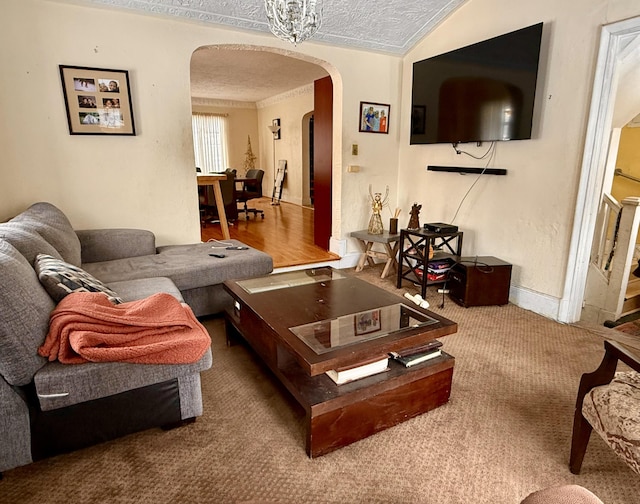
[209,253,226,258]
[226,246,248,250]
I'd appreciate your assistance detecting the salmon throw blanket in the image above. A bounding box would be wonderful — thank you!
[38,292,211,365]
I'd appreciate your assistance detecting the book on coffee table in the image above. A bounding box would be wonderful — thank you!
[325,356,389,385]
[391,349,442,368]
[389,340,443,368]
[398,340,443,357]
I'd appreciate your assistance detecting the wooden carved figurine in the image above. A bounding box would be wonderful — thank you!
[407,203,421,230]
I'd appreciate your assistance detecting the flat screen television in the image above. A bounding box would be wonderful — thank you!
[410,22,543,145]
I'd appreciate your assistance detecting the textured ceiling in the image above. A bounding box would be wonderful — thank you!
[75,0,466,54]
[190,47,330,102]
[69,0,469,102]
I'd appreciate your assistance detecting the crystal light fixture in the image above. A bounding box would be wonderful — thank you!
[264,0,322,46]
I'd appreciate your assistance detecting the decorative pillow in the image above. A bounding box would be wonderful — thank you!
[34,253,123,304]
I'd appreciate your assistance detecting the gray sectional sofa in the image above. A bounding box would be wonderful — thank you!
[0,202,273,475]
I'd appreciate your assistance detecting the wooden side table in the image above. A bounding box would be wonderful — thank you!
[350,230,401,278]
[448,256,512,307]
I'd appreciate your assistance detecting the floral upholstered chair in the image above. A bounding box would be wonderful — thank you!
[570,339,640,475]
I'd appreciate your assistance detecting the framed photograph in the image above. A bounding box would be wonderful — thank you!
[59,65,136,135]
[354,309,382,336]
[359,101,390,134]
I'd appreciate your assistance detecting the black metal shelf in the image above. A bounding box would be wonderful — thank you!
[397,229,463,299]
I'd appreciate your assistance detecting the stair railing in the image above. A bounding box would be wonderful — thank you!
[591,193,622,279]
[585,195,640,324]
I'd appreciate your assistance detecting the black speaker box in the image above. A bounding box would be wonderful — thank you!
[448,256,512,307]
[423,222,459,233]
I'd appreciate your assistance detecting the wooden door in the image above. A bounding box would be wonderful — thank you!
[313,76,333,250]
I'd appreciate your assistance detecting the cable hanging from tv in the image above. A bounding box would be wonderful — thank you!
[451,142,495,159]
[448,142,497,225]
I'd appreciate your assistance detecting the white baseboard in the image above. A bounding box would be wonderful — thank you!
[336,252,361,269]
[508,285,562,321]
[329,236,347,257]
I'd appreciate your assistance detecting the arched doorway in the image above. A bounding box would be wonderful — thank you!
[189,45,341,252]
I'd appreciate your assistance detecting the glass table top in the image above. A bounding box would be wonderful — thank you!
[289,302,439,355]
[235,267,347,294]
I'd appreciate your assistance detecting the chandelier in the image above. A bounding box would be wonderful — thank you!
[264,0,322,46]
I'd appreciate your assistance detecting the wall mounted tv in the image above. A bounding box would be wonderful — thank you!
[410,22,543,145]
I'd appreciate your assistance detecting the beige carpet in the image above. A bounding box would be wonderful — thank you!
[2,265,639,504]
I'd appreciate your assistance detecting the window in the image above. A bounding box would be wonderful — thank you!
[192,113,229,173]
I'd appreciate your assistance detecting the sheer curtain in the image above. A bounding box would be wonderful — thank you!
[192,113,229,173]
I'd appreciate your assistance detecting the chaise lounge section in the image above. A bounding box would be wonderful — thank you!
[0,202,273,475]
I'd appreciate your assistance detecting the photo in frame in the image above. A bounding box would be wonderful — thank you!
[359,101,390,134]
[354,309,382,336]
[59,65,136,135]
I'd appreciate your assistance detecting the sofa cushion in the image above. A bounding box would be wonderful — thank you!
[82,241,273,291]
[107,277,184,303]
[0,241,53,386]
[0,222,62,265]
[10,202,82,266]
[34,347,212,411]
[35,253,123,304]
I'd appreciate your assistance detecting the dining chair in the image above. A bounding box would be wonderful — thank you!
[237,169,265,219]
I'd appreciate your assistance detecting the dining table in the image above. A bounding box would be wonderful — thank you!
[197,173,230,240]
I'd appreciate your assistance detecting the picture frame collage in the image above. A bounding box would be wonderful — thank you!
[59,65,136,135]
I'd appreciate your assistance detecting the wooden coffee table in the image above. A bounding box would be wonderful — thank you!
[223,267,457,457]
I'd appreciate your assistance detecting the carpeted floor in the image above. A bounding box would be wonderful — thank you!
[1,265,639,504]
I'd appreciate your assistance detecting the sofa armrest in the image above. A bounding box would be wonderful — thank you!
[606,339,640,372]
[76,229,156,264]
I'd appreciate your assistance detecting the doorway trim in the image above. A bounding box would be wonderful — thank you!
[560,16,640,323]
[302,111,313,207]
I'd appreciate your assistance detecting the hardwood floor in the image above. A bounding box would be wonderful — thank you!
[200,197,340,269]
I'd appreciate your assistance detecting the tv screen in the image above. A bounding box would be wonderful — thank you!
[410,22,543,145]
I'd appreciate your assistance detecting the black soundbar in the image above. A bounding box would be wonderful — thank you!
[427,165,507,175]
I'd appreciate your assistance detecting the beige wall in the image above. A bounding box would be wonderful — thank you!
[1,0,401,247]
[399,0,640,301]
[612,126,640,201]
[257,85,315,206]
